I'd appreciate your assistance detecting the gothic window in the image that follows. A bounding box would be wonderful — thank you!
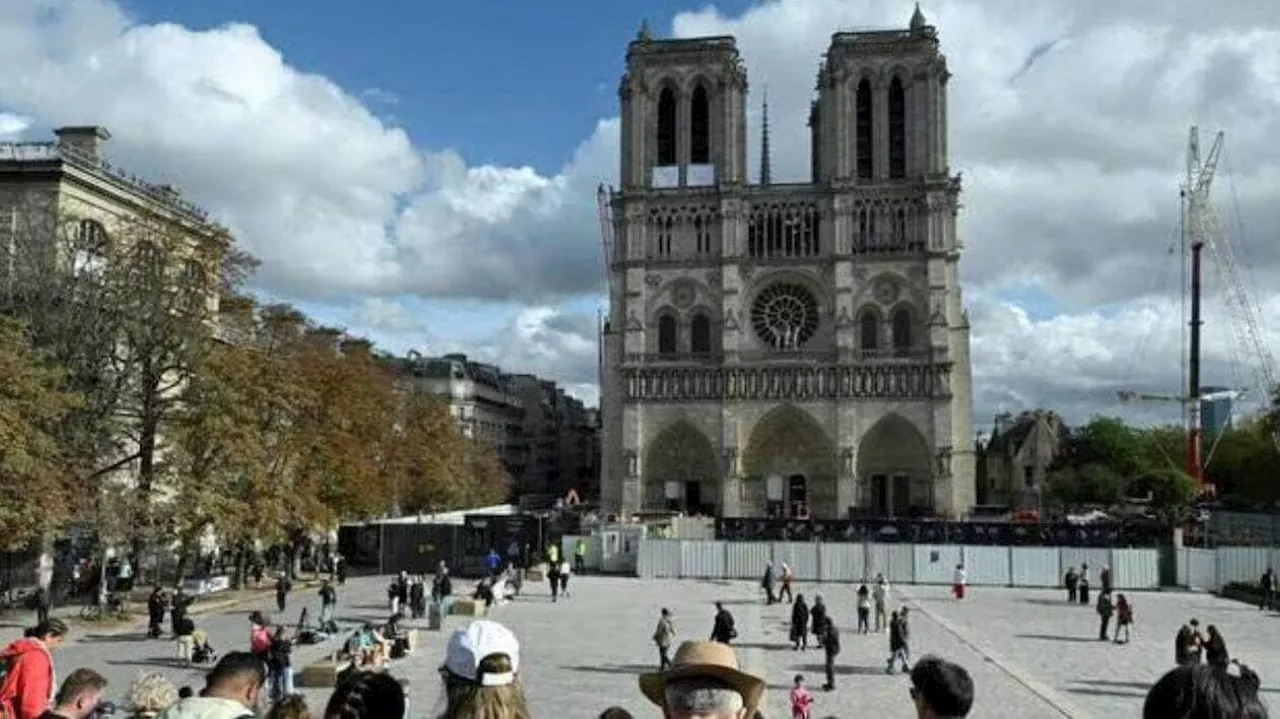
[858,308,879,351]
[747,202,820,259]
[891,307,912,351]
[657,87,677,166]
[690,313,712,354]
[751,282,819,350]
[650,213,675,257]
[657,314,678,356]
[855,78,873,179]
[894,207,907,244]
[690,85,710,165]
[693,216,712,254]
[888,77,906,179]
[855,208,879,250]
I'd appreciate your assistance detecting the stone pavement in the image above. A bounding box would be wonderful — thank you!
[9,574,1278,717]
[897,583,1280,719]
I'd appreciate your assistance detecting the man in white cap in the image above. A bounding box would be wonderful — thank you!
[639,640,764,719]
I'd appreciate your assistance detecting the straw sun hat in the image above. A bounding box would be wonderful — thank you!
[638,640,765,715]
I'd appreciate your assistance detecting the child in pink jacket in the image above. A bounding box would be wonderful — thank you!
[790,674,813,719]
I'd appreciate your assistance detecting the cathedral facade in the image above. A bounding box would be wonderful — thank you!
[599,7,976,520]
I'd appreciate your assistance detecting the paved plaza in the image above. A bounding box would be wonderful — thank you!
[3,574,1277,717]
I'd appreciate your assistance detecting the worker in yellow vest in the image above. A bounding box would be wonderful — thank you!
[574,538,587,573]
[546,542,559,565]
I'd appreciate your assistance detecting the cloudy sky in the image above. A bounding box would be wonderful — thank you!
[2,0,1278,432]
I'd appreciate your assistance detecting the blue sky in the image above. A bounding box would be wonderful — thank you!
[122,0,752,176]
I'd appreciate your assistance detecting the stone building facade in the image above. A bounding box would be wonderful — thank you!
[599,8,976,520]
[400,352,601,498]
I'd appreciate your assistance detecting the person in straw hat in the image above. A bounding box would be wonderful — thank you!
[639,640,764,719]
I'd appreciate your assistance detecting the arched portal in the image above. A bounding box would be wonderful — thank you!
[743,405,836,518]
[856,413,934,517]
[643,421,720,515]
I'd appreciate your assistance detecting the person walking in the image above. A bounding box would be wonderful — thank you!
[761,563,777,605]
[1096,591,1114,641]
[1064,566,1079,603]
[710,602,736,645]
[574,538,587,574]
[820,621,840,692]
[872,574,890,632]
[318,580,337,629]
[652,608,675,670]
[274,573,291,614]
[952,564,967,600]
[810,596,828,650]
[856,584,871,634]
[778,563,795,603]
[789,674,813,719]
[1260,567,1275,612]
[789,595,810,651]
[1114,593,1133,644]
[886,609,911,674]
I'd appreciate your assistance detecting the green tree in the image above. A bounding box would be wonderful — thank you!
[0,319,79,549]
[1046,463,1127,508]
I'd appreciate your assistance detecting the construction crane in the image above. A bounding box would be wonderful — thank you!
[1118,127,1280,486]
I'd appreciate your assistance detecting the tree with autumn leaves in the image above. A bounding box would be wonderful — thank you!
[0,191,509,578]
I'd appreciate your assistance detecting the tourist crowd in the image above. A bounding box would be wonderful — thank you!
[0,555,1272,718]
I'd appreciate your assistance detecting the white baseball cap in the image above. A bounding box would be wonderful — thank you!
[444,620,520,687]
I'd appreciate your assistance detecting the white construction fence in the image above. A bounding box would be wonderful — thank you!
[560,535,1279,592]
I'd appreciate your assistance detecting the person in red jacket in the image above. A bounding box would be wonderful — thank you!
[0,618,69,719]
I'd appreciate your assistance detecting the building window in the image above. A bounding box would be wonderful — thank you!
[693,216,712,254]
[888,77,906,179]
[858,309,879,351]
[657,314,677,356]
[690,313,712,354]
[690,85,710,164]
[855,78,873,179]
[72,220,110,277]
[891,307,912,351]
[657,87,677,166]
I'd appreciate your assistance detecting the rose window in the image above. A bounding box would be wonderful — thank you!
[751,282,819,350]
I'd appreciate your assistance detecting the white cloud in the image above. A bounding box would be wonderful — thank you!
[3,0,1279,421]
[0,112,29,137]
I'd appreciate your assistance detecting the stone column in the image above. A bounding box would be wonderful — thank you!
[836,446,856,517]
[720,447,741,517]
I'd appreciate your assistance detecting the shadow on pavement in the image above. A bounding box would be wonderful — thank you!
[1067,687,1147,699]
[792,663,890,676]
[560,663,654,676]
[79,633,152,644]
[1015,633,1102,643]
[1022,598,1079,607]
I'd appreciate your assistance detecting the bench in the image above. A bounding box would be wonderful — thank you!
[450,598,487,617]
[296,655,352,688]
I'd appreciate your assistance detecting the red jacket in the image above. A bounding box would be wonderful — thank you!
[0,638,55,719]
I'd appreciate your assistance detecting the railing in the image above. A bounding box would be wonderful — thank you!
[0,142,211,222]
[715,517,1173,548]
[624,348,932,364]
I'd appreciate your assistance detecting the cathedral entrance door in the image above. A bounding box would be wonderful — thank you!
[787,474,807,517]
[893,474,911,517]
[684,481,702,514]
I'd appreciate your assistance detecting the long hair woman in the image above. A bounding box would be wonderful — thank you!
[0,618,69,719]
[437,620,531,719]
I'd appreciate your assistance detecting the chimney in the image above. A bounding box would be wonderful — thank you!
[54,126,111,163]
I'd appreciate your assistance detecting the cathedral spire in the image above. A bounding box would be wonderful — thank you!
[760,88,772,186]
